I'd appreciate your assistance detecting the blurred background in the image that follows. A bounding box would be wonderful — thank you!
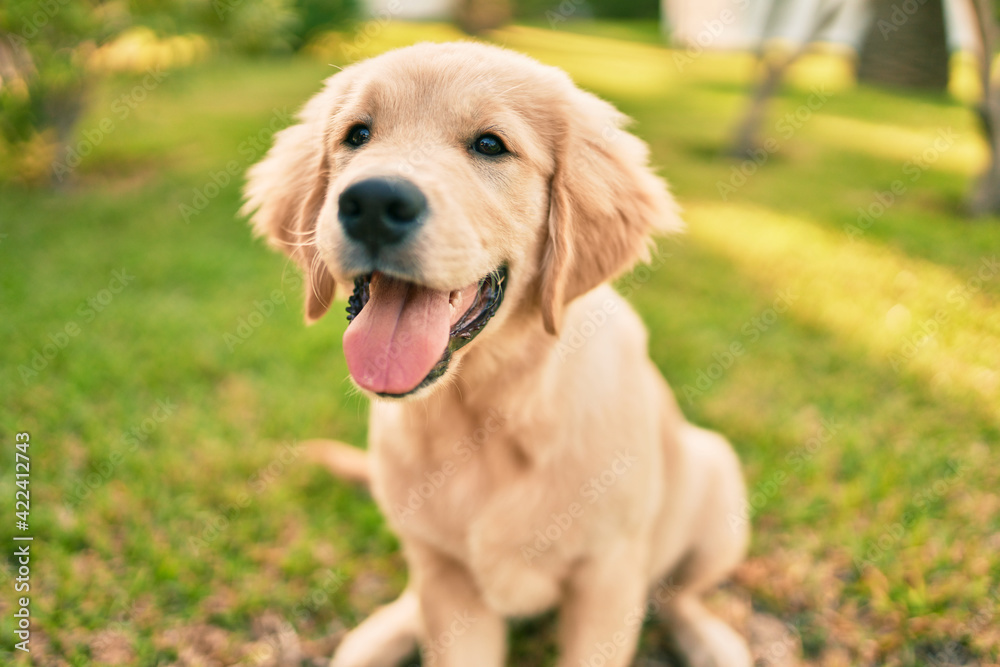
[1,0,999,665]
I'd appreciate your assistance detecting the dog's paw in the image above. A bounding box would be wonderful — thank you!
[682,617,752,667]
[328,591,421,667]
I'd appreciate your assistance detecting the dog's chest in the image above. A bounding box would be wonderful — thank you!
[370,411,526,557]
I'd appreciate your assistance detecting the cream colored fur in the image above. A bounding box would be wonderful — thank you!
[244,41,750,667]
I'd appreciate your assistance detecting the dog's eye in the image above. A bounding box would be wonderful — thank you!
[346,124,371,147]
[473,134,507,156]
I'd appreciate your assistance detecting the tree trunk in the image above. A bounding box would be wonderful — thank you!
[967,0,1000,217]
[730,51,803,157]
[729,1,840,157]
[857,0,950,90]
[455,0,511,35]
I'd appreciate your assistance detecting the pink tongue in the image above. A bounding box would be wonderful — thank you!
[343,273,471,395]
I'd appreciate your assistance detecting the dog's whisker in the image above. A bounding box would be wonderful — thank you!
[308,252,328,306]
[283,227,320,237]
[450,372,471,403]
[495,81,528,97]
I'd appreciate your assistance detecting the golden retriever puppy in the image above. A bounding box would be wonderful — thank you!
[243,41,750,667]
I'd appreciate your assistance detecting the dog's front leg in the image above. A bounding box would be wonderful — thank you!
[406,539,507,667]
[330,589,421,667]
[555,544,648,667]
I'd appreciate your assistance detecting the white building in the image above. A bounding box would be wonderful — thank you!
[364,0,456,20]
[662,0,978,52]
[356,0,979,53]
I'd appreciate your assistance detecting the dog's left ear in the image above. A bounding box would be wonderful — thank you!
[540,88,683,334]
[242,77,345,323]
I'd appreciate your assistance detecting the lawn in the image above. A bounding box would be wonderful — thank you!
[1,19,999,667]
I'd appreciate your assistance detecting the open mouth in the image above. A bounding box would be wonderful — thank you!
[343,266,507,397]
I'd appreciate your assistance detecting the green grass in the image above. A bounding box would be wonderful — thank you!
[2,20,999,667]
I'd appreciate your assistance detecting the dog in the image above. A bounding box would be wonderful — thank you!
[243,41,751,667]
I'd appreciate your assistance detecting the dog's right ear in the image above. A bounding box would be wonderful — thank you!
[539,86,682,335]
[241,76,345,323]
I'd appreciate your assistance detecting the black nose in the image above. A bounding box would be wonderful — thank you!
[338,177,427,253]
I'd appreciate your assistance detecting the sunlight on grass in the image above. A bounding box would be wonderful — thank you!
[671,50,758,85]
[674,48,856,94]
[785,50,857,92]
[485,24,680,97]
[495,23,675,65]
[808,115,987,176]
[0,130,60,185]
[311,21,682,99]
[306,21,469,63]
[307,22,858,104]
[948,52,984,105]
[686,201,1000,422]
[4,17,1000,666]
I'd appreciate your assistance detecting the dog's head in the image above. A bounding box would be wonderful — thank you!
[243,42,681,399]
